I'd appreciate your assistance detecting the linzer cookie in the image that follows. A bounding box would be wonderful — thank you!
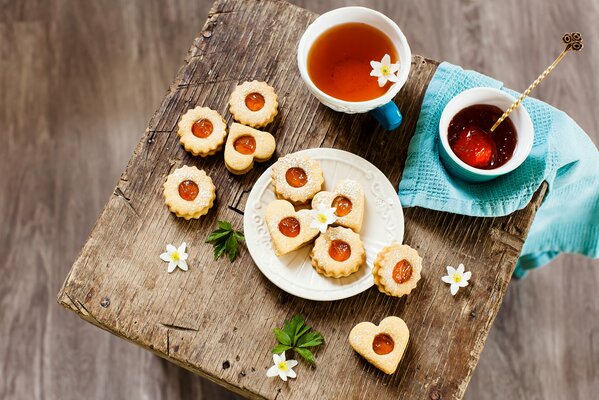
[311,179,365,232]
[224,123,276,175]
[310,226,365,278]
[373,244,422,297]
[177,107,227,157]
[265,200,320,256]
[349,316,410,375]
[229,81,278,128]
[163,165,216,220]
[271,153,324,205]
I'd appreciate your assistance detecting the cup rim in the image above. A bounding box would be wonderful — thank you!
[438,87,534,176]
[297,6,411,109]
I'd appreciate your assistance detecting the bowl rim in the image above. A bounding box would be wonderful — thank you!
[438,87,534,176]
[296,6,412,109]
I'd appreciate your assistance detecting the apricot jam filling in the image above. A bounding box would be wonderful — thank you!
[278,217,301,238]
[328,239,351,262]
[285,167,308,188]
[191,118,213,138]
[392,259,413,284]
[372,333,395,355]
[178,180,199,201]
[245,92,265,111]
[333,196,352,217]
[234,135,256,155]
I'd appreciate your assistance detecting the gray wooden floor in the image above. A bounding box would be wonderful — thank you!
[1,0,597,399]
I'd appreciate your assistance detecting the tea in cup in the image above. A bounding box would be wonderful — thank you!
[297,7,411,130]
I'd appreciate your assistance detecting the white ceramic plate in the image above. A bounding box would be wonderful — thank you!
[244,148,404,301]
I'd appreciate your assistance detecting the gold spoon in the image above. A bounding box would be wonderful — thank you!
[490,32,584,132]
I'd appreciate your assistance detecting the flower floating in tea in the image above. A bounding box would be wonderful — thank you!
[370,54,400,87]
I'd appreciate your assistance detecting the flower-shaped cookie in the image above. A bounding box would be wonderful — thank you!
[177,107,227,157]
[265,200,320,256]
[311,179,365,232]
[163,165,216,220]
[224,123,276,175]
[310,226,365,278]
[271,153,324,205]
[349,316,409,375]
[229,81,278,128]
[373,244,422,297]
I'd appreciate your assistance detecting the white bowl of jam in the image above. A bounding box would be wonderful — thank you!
[438,87,534,182]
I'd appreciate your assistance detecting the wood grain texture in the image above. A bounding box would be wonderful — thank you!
[1,0,597,400]
[53,0,547,399]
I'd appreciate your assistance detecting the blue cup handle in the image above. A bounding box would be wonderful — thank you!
[369,101,403,131]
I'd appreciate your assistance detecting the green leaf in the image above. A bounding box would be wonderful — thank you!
[297,331,323,348]
[225,235,238,262]
[272,344,292,354]
[295,348,316,364]
[205,230,231,243]
[295,323,311,340]
[273,328,292,346]
[233,231,245,242]
[214,242,226,260]
[217,220,232,230]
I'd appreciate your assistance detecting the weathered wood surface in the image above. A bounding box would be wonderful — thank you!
[52,0,550,399]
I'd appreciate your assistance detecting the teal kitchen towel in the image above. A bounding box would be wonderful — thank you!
[398,62,599,277]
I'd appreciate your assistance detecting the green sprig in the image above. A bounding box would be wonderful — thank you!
[205,220,244,262]
[272,315,324,364]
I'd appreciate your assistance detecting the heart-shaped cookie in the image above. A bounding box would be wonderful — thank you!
[224,122,276,175]
[265,200,320,256]
[312,179,365,232]
[349,316,409,374]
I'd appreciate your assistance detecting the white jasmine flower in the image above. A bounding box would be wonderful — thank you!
[309,204,337,233]
[370,54,400,87]
[441,263,471,296]
[160,242,189,273]
[266,352,298,381]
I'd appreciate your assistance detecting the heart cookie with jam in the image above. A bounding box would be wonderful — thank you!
[310,226,365,278]
[349,316,409,375]
[311,179,365,232]
[265,200,320,256]
[224,123,276,175]
[163,165,216,220]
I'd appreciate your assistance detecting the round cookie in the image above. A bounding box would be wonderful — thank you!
[163,165,216,220]
[310,226,365,278]
[271,153,324,205]
[177,107,227,157]
[229,81,278,128]
[373,244,422,297]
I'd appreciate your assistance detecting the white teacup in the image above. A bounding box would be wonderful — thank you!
[297,7,411,130]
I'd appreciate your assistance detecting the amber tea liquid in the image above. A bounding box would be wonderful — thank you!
[307,22,399,102]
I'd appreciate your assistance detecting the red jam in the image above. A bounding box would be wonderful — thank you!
[448,104,517,169]
[285,167,308,188]
[328,240,351,262]
[191,118,213,138]
[333,196,352,217]
[245,92,265,111]
[392,259,413,284]
[372,333,395,355]
[278,217,301,237]
[178,180,199,201]
[234,135,256,155]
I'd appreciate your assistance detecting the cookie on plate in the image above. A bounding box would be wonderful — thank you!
[224,122,276,175]
[311,179,365,232]
[229,81,278,128]
[265,200,320,256]
[349,316,409,375]
[271,153,324,205]
[373,244,422,297]
[310,226,365,278]
[177,107,227,157]
[163,165,216,220]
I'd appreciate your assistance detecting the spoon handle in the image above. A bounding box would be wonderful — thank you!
[490,33,583,132]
